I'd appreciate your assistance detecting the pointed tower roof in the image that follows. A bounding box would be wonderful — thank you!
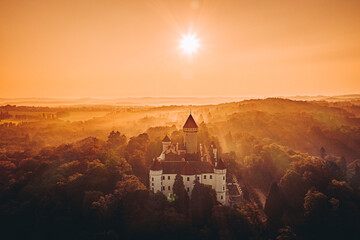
[162,135,171,142]
[150,159,163,171]
[215,158,226,170]
[181,161,196,175]
[183,114,198,129]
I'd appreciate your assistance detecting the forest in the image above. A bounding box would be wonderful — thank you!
[1,97,360,239]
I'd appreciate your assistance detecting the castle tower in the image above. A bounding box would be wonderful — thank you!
[162,135,171,152]
[183,114,198,154]
[149,159,163,193]
[214,158,227,204]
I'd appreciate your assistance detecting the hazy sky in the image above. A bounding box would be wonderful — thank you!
[1,0,360,98]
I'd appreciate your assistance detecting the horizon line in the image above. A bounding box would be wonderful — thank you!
[1,93,360,100]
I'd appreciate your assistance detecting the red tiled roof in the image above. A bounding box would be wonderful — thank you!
[183,114,198,129]
[164,152,184,161]
[181,161,196,175]
[185,153,201,161]
[215,158,226,170]
[162,161,214,174]
[162,135,171,142]
[191,161,214,173]
[150,159,162,171]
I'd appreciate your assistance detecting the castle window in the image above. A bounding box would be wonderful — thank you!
[223,176,225,180]
[187,177,190,181]
[151,183,154,186]
[187,187,189,192]
[223,186,225,191]
[168,176,170,180]
[162,176,165,180]
[197,176,200,181]
[168,186,171,190]
[152,177,154,181]
[204,175,207,179]
[162,186,165,190]
[210,175,212,179]
[221,195,223,200]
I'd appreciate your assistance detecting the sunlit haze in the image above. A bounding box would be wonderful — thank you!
[2,2,360,239]
[179,33,200,56]
[1,0,360,98]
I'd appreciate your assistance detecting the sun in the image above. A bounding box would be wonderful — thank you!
[179,33,200,55]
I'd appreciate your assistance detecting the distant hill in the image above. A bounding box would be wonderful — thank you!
[1,94,360,107]
[0,97,251,107]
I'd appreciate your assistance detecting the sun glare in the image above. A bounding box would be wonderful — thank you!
[179,33,200,55]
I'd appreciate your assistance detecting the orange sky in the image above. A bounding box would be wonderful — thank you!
[1,0,360,98]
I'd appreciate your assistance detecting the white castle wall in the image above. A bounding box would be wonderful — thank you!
[182,174,196,195]
[149,171,227,205]
[161,174,176,197]
[149,169,162,193]
[214,168,227,204]
[200,173,214,186]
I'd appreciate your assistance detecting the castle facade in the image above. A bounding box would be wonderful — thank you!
[149,114,227,204]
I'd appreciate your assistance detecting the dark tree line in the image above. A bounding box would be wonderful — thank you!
[0,131,261,240]
[263,157,360,240]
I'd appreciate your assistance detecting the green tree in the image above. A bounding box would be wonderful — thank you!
[304,189,329,223]
[211,206,255,239]
[350,164,360,190]
[107,131,126,149]
[190,180,217,227]
[279,170,307,209]
[114,174,146,199]
[264,182,284,231]
[125,133,150,182]
[303,189,331,238]
[172,174,189,215]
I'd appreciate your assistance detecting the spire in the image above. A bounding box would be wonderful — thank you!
[162,134,171,142]
[150,159,163,171]
[183,114,198,129]
[215,158,226,170]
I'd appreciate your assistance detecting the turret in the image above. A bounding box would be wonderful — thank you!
[214,158,227,204]
[183,114,198,154]
[181,161,197,195]
[149,159,163,193]
[162,135,171,152]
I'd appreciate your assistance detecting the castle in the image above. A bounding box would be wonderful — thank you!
[149,114,227,204]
